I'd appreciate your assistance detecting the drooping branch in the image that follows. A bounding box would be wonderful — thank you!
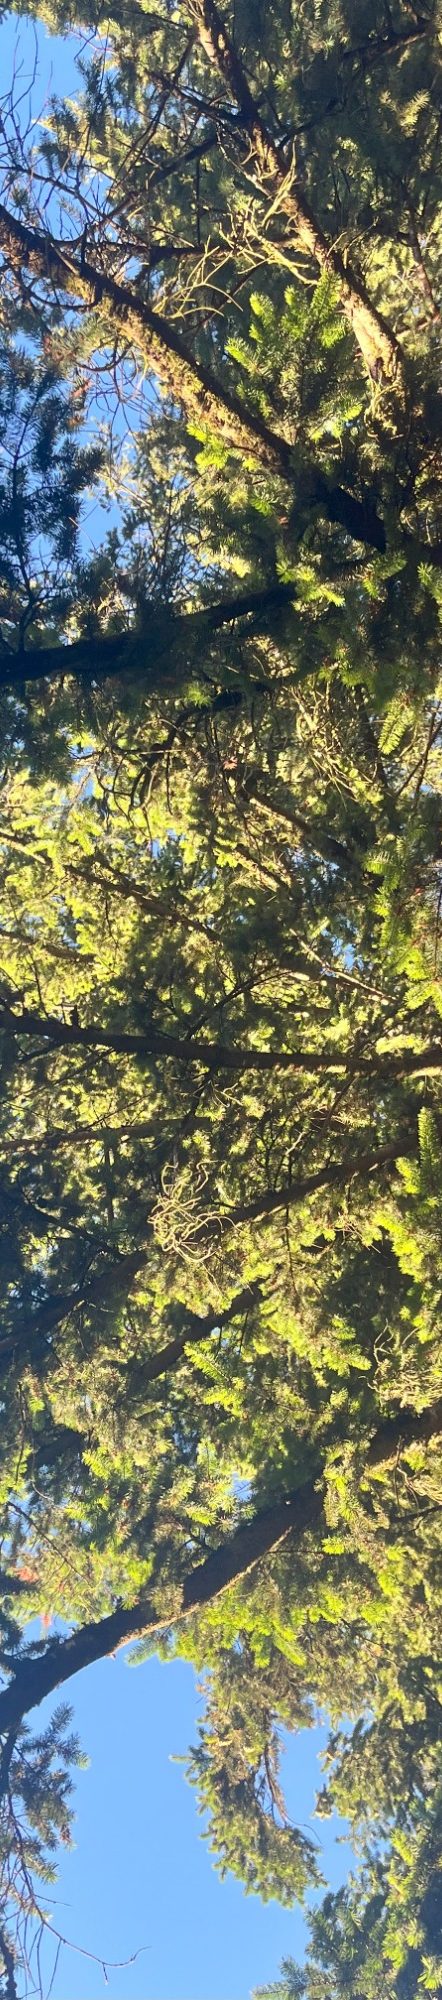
[186,0,405,388]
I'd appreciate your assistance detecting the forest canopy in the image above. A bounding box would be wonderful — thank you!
[0,0,441,1992]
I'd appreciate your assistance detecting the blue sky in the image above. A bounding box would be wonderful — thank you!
[34,1648,352,2000]
[0,13,354,1996]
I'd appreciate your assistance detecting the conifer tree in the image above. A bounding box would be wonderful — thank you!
[0,0,441,1990]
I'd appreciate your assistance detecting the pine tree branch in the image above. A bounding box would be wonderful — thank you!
[0,997,346,1070]
[340,20,430,67]
[1,998,441,1082]
[23,1288,261,1481]
[0,581,298,687]
[239,774,355,868]
[186,0,405,387]
[1,1396,441,1741]
[220,1134,418,1228]
[126,1282,261,1389]
[0,206,386,551]
[0,200,293,473]
[0,1250,146,1364]
[148,124,220,185]
[0,1479,321,1739]
[366,1397,442,1464]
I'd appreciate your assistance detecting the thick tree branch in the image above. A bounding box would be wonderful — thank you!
[0,581,298,686]
[1,1397,441,1741]
[126,1282,261,1389]
[0,998,347,1071]
[0,200,290,473]
[1,999,441,1081]
[0,1480,322,1737]
[222,1134,418,1228]
[186,0,405,387]
[18,1288,261,1448]
[0,206,386,551]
